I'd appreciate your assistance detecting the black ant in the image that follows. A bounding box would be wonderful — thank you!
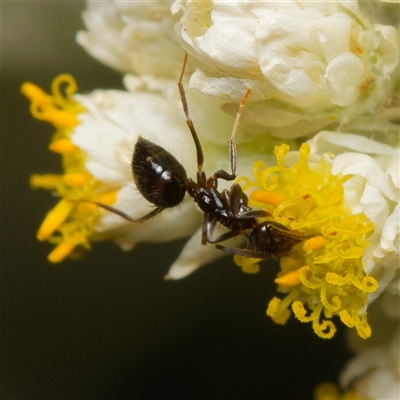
[91,53,309,259]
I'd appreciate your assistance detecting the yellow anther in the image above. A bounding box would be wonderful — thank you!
[49,138,79,153]
[96,190,118,205]
[30,174,62,190]
[62,173,92,187]
[250,190,287,207]
[303,236,325,251]
[36,199,74,241]
[275,269,301,287]
[21,82,48,102]
[47,241,76,263]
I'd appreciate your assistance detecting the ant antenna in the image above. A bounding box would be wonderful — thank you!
[229,87,252,176]
[178,52,252,177]
[178,52,204,172]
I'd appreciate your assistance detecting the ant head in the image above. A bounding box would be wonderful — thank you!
[132,136,188,209]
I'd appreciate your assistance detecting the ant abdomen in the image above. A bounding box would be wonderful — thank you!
[247,221,305,259]
[132,137,187,208]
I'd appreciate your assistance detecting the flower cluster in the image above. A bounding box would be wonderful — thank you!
[24,1,399,398]
[236,133,398,340]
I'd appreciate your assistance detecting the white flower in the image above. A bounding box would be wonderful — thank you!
[173,0,399,138]
[24,72,291,269]
[76,1,183,78]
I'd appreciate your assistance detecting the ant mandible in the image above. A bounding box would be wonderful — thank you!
[92,52,308,258]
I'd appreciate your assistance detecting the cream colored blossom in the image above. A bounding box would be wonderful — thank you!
[172,0,399,138]
[76,1,183,78]
[23,73,292,269]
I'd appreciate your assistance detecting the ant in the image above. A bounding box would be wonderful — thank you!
[92,53,308,259]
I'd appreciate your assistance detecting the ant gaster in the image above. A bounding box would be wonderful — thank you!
[92,53,308,258]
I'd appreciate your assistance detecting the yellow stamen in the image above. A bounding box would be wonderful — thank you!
[49,138,79,153]
[250,190,287,207]
[48,241,77,263]
[62,173,92,187]
[30,101,78,127]
[303,236,325,251]
[30,174,63,190]
[266,298,291,325]
[96,190,118,205]
[21,82,48,101]
[275,270,301,287]
[24,75,122,263]
[37,199,74,241]
[237,142,377,339]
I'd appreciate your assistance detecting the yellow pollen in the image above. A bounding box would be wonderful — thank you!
[275,270,301,287]
[236,142,377,339]
[37,199,74,241]
[49,138,79,153]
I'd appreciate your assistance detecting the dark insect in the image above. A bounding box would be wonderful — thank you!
[215,221,309,259]
[92,52,309,259]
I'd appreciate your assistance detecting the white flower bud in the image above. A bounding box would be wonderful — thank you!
[174,0,399,138]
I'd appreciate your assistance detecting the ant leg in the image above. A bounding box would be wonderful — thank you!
[201,212,214,245]
[215,243,266,258]
[207,228,248,244]
[227,183,271,218]
[87,201,163,223]
[228,87,252,176]
[239,209,271,219]
[178,52,204,172]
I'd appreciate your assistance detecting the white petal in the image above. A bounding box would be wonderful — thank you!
[324,52,365,106]
[332,153,398,202]
[311,12,357,63]
[308,131,397,156]
[166,228,227,280]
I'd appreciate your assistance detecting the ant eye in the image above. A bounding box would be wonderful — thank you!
[132,137,187,208]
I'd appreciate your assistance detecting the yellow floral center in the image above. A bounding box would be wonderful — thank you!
[236,143,377,339]
[22,75,118,262]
